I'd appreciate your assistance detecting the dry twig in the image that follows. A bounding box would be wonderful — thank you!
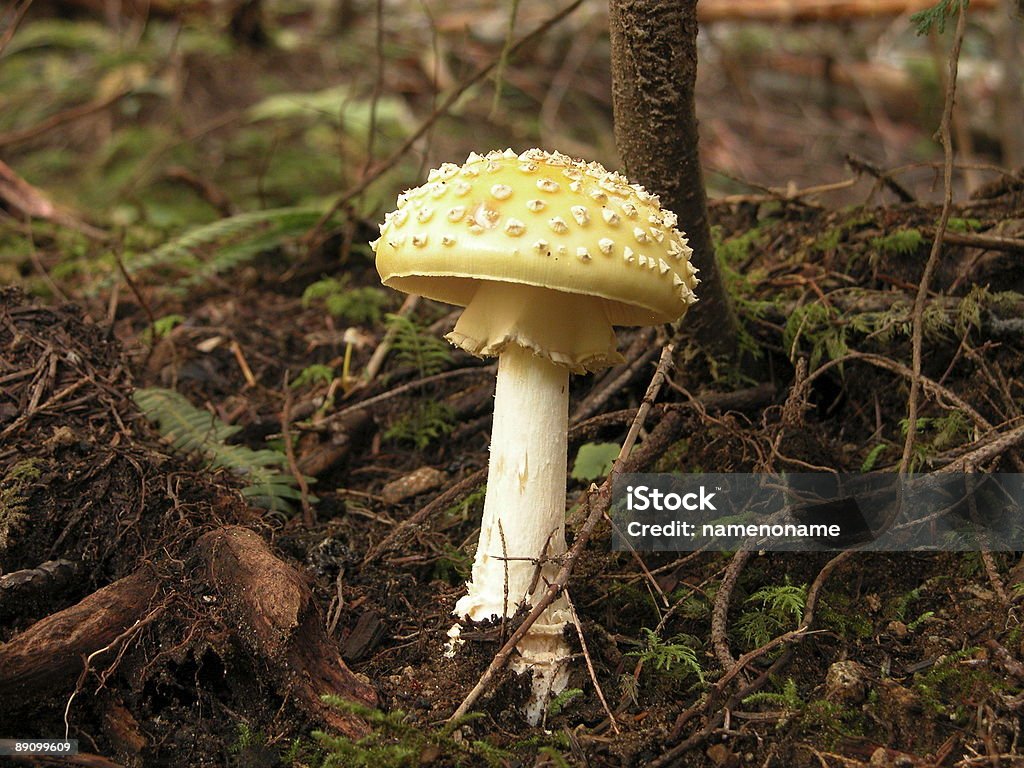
[710,550,752,672]
[565,590,619,734]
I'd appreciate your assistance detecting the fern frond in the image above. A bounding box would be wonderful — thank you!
[111,207,328,288]
[134,387,313,513]
[384,401,455,449]
[0,459,44,552]
[385,313,452,377]
[910,0,968,35]
[628,628,705,682]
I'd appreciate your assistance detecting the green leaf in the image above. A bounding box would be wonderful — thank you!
[861,443,887,472]
[571,442,620,481]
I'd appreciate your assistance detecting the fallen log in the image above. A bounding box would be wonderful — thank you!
[697,0,996,22]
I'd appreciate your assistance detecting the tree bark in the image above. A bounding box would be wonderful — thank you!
[609,0,740,362]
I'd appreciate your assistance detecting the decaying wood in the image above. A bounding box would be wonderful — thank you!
[696,0,996,22]
[297,408,373,477]
[0,568,161,699]
[0,558,77,594]
[0,528,376,737]
[102,699,148,756]
[197,526,376,738]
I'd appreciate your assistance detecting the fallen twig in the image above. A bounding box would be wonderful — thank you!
[572,329,659,424]
[845,153,915,202]
[710,550,752,672]
[360,294,420,387]
[925,227,1024,254]
[564,590,619,734]
[939,421,1024,473]
[281,375,314,526]
[0,90,129,150]
[319,363,495,431]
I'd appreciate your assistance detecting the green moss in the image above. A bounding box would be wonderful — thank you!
[818,592,873,640]
[946,217,982,233]
[913,648,997,722]
[302,277,391,325]
[0,459,44,553]
[870,228,924,258]
[314,697,567,767]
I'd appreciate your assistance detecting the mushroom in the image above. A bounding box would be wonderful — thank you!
[371,148,699,722]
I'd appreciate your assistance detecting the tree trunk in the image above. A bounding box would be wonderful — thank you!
[609,0,739,362]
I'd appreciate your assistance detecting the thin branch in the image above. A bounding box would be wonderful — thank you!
[360,0,385,182]
[0,89,130,149]
[321,363,495,430]
[845,153,915,202]
[489,0,522,117]
[710,550,752,671]
[359,294,420,387]
[281,374,314,526]
[899,4,968,476]
[939,421,1024,473]
[564,590,620,734]
[922,227,1024,254]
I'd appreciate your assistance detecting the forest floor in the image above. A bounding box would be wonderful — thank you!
[2,2,1024,767]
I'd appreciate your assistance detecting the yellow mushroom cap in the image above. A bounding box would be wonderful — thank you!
[372,148,700,326]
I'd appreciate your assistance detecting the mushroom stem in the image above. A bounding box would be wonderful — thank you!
[454,343,569,622]
[453,344,573,724]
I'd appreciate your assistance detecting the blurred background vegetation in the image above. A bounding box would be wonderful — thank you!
[1,0,1020,297]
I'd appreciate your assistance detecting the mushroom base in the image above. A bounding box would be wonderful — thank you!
[510,616,572,726]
